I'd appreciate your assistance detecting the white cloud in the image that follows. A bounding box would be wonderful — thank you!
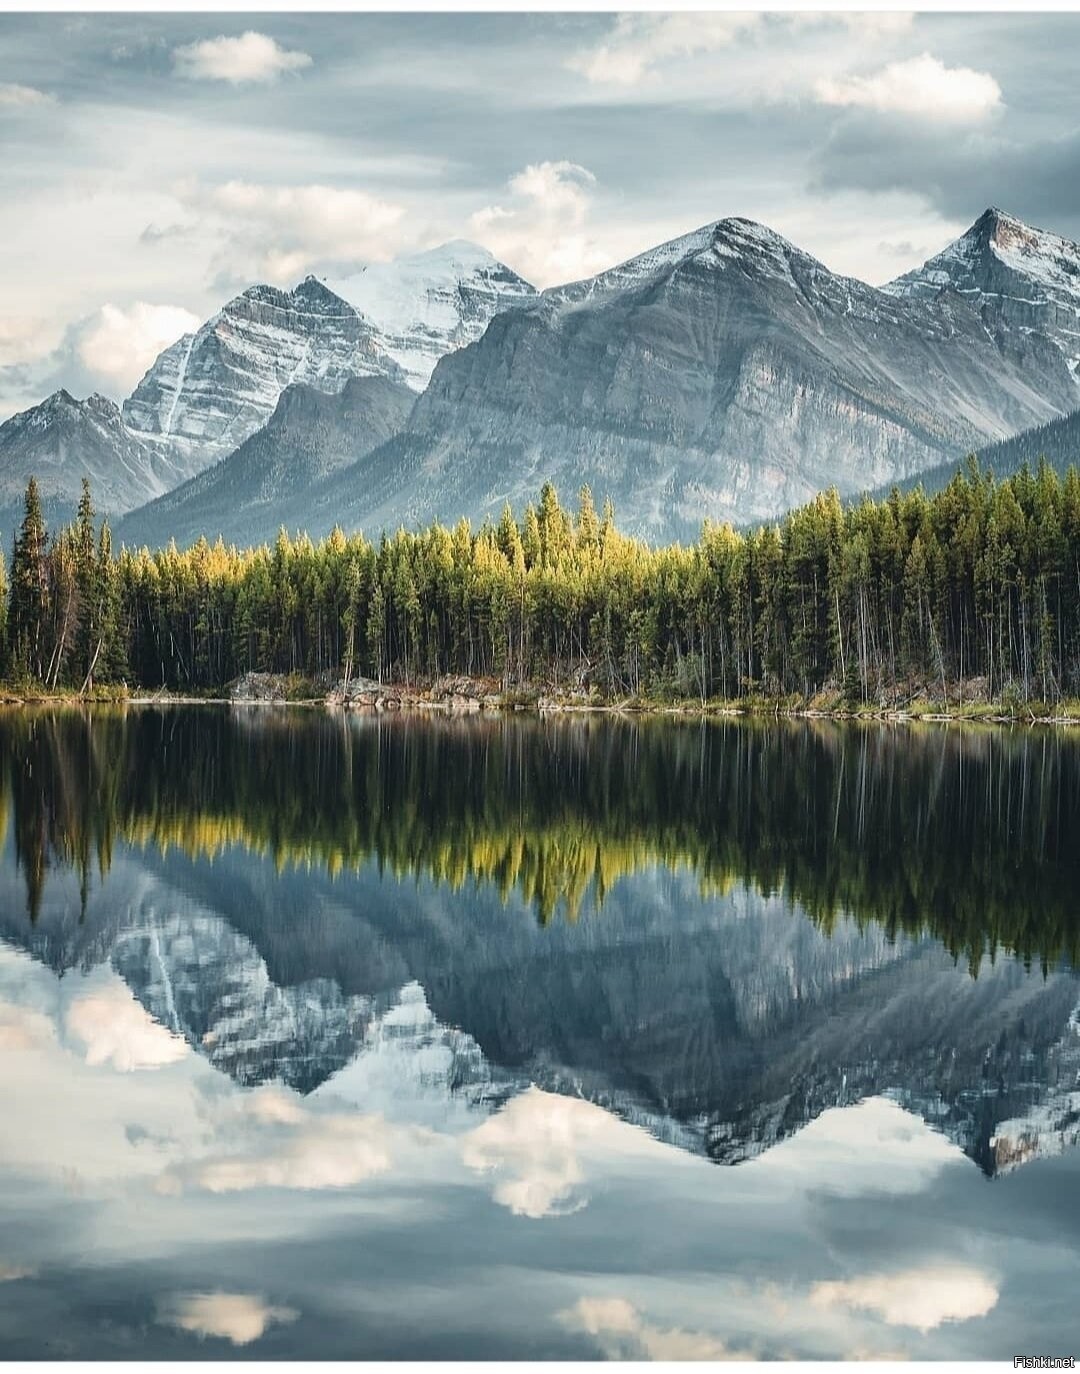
[0,82,52,107]
[66,984,189,1072]
[157,1292,297,1346]
[752,1096,960,1197]
[0,999,56,1052]
[790,13,915,40]
[810,1265,999,1333]
[173,32,312,85]
[568,13,761,86]
[469,161,610,288]
[815,53,1002,123]
[157,1086,401,1194]
[0,315,64,371]
[561,1296,754,1361]
[179,179,407,284]
[462,1086,657,1219]
[72,302,200,393]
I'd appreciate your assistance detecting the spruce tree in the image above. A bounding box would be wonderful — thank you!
[9,477,49,682]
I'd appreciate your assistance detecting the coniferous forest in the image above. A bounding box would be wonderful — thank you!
[3,458,1080,705]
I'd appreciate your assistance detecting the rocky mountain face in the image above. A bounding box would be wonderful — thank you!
[864,403,1080,503]
[886,207,1080,383]
[0,248,530,539]
[122,277,404,480]
[328,240,537,390]
[116,374,416,551]
[0,389,186,538]
[304,215,1078,544]
[9,212,1080,550]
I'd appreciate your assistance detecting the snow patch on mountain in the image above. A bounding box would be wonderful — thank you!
[885,208,1080,384]
[328,240,537,389]
[122,278,403,479]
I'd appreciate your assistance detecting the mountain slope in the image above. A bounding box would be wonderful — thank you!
[296,215,1077,543]
[327,240,537,390]
[886,207,1080,382]
[0,389,187,539]
[122,277,404,480]
[117,375,415,551]
[860,405,1080,503]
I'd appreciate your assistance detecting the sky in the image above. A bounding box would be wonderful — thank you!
[2,9,1080,418]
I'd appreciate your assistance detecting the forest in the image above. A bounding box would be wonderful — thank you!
[2,457,1080,705]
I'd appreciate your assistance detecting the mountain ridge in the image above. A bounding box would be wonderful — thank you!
[285,208,1079,545]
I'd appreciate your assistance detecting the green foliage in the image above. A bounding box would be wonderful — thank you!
[5,462,1080,702]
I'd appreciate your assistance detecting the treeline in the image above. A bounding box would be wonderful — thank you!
[3,459,1080,701]
[3,709,1079,970]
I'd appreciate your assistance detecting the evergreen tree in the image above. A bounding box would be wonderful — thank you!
[9,478,49,682]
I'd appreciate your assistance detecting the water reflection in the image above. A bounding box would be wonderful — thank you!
[3,707,1079,965]
[0,707,1079,1359]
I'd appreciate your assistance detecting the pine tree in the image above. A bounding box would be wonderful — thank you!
[9,478,49,682]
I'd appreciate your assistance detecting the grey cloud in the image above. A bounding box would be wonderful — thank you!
[813,113,1080,241]
[139,222,195,246]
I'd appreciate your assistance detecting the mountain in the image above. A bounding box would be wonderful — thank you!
[116,375,415,551]
[327,240,537,390]
[295,215,1077,544]
[860,405,1080,503]
[0,389,187,540]
[886,207,1080,383]
[122,277,404,480]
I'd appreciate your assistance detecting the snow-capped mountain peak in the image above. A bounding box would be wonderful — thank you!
[327,240,537,390]
[0,388,187,523]
[121,277,403,477]
[544,216,832,310]
[885,207,1080,382]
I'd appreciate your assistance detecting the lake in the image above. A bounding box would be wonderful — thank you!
[0,707,1078,1359]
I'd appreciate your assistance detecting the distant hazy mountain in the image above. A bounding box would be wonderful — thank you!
[122,277,404,481]
[328,240,537,390]
[116,375,415,551]
[291,213,1077,544]
[0,389,187,541]
[886,207,1080,383]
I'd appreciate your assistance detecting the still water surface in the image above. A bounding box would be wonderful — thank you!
[0,707,1078,1359]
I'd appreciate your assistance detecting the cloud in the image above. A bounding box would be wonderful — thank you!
[158,1086,401,1194]
[71,302,200,393]
[815,53,1002,123]
[157,1292,298,1346]
[65,984,189,1072]
[810,1265,999,1332]
[178,179,407,284]
[173,31,312,85]
[752,1096,960,1197]
[469,161,608,288]
[140,222,195,247]
[0,999,57,1052]
[0,1264,36,1283]
[791,13,915,39]
[0,82,52,108]
[462,1086,657,1218]
[561,1296,754,1361]
[568,13,761,86]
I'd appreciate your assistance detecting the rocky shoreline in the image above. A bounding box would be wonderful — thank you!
[3,670,1079,727]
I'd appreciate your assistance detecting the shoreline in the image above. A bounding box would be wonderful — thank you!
[3,683,1079,727]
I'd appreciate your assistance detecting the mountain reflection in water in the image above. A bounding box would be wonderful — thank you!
[0,707,1078,1360]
